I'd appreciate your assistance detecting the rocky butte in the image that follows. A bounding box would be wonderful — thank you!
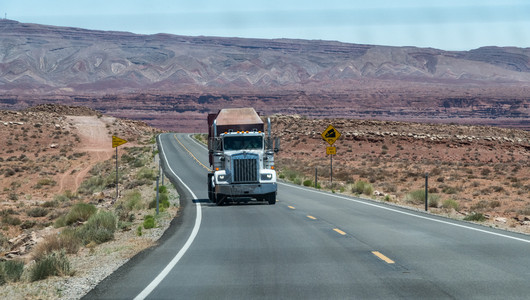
[0,19,529,131]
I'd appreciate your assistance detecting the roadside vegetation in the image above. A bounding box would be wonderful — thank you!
[0,134,179,293]
[274,115,529,230]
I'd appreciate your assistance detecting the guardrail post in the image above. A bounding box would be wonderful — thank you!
[156,175,160,215]
[425,172,429,211]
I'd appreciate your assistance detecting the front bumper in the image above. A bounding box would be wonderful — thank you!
[215,182,277,198]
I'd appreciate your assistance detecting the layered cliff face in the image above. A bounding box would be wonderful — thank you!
[1,19,529,130]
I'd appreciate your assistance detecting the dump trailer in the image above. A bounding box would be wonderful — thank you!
[207,108,279,205]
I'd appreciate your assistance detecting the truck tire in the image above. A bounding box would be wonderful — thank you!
[215,194,226,206]
[267,193,276,205]
[207,173,214,203]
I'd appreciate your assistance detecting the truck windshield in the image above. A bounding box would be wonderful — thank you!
[224,136,263,151]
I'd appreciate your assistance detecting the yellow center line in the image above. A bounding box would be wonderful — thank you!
[372,251,395,264]
[333,228,346,236]
[174,134,211,171]
[288,206,296,210]
[307,215,317,220]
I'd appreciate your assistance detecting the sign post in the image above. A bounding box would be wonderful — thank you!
[321,125,341,186]
[112,136,128,201]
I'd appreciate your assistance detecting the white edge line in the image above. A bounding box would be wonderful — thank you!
[134,134,202,300]
[280,182,530,244]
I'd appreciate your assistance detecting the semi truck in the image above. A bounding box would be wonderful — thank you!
[207,108,279,205]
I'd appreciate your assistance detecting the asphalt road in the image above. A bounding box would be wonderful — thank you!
[85,133,530,299]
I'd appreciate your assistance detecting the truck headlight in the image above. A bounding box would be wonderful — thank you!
[217,174,227,181]
[261,173,273,180]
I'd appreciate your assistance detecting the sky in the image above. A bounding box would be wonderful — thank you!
[3,0,530,51]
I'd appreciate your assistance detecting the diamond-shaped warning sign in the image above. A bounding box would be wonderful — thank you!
[321,125,341,145]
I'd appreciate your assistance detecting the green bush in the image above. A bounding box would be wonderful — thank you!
[464,212,486,222]
[65,203,97,225]
[124,190,143,211]
[303,180,313,187]
[156,185,168,194]
[442,199,460,211]
[36,178,56,187]
[0,260,24,283]
[2,215,22,226]
[405,190,426,205]
[352,181,373,196]
[405,190,440,206]
[78,173,116,195]
[76,211,117,245]
[0,233,9,252]
[137,167,156,181]
[143,215,156,229]
[30,250,72,282]
[149,193,170,209]
[27,207,49,217]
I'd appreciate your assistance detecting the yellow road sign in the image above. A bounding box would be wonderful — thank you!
[321,125,341,145]
[326,146,336,155]
[112,135,128,148]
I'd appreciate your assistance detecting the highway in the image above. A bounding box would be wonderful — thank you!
[85,133,530,299]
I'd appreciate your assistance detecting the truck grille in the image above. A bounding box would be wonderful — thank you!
[232,154,258,183]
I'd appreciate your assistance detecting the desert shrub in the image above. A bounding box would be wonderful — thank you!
[143,215,156,229]
[8,193,18,201]
[27,207,49,217]
[157,185,168,194]
[125,179,151,189]
[0,233,9,252]
[65,203,97,225]
[116,190,144,221]
[489,200,501,209]
[21,220,36,229]
[442,199,460,211]
[42,200,59,208]
[30,250,72,282]
[441,185,459,194]
[352,181,373,196]
[464,212,486,222]
[34,178,56,189]
[405,190,427,205]
[76,211,116,245]
[0,260,24,283]
[149,193,170,210]
[54,215,67,228]
[78,173,116,195]
[303,180,313,187]
[32,229,81,261]
[480,168,491,177]
[2,215,21,226]
[471,200,488,211]
[428,195,440,208]
[137,167,156,181]
[123,190,143,211]
[492,186,504,193]
[121,154,146,168]
[54,190,77,202]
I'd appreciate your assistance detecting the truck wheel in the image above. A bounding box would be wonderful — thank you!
[267,193,276,205]
[207,173,214,203]
[215,194,226,206]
